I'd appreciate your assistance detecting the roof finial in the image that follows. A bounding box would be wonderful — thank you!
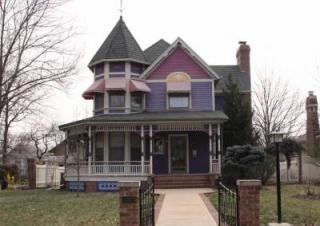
[119,0,124,17]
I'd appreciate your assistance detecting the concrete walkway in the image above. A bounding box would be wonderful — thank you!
[156,188,217,226]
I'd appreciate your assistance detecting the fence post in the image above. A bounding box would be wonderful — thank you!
[237,180,261,226]
[27,159,37,189]
[119,182,140,226]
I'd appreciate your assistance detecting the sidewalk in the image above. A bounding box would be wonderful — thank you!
[155,188,217,226]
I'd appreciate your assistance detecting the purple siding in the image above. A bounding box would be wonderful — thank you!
[145,83,166,112]
[153,132,209,175]
[147,46,211,80]
[191,82,213,111]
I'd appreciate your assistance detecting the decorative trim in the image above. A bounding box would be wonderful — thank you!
[140,38,220,80]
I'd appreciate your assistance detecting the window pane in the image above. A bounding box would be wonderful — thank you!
[169,95,189,108]
[110,62,125,72]
[130,133,141,161]
[131,93,142,109]
[131,63,143,74]
[109,93,125,108]
[95,94,104,109]
[109,132,125,161]
[95,133,104,161]
[95,63,104,75]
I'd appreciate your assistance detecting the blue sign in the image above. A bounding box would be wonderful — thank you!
[97,181,119,192]
[69,181,85,191]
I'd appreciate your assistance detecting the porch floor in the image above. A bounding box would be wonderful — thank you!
[155,188,217,226]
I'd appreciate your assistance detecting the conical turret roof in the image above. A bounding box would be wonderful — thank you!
[89,17,147,66]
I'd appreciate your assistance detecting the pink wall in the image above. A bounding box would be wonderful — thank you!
[147,46,212,80]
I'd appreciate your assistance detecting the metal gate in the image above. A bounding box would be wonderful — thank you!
[218,177,239,226]
[139,177,155,226]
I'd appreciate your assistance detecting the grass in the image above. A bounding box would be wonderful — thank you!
[260,185,320,225]
[208,184,320,226]
[0,189,119,226]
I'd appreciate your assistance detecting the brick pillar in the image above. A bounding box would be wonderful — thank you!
[237,180,261,226]
[27,159,36,189]
[119,182,140,226]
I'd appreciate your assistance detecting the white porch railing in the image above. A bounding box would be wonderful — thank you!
[66,161,151,177]
[212,159,221,174]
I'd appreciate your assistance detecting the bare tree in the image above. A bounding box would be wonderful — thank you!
[1,89,41,164]
[27,122,64,161]
[253,74,304,146]
[0,0,76,163]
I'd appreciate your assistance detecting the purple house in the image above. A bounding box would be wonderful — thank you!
[59,17,251,190]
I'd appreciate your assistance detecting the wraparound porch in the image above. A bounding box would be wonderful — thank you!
[60,112,226,180]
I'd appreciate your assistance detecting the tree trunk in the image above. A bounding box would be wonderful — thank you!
[2,102,10,166]
[298,152,303,183]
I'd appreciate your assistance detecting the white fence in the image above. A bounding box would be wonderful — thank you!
[270,154,320,184]
[36,164,65,188]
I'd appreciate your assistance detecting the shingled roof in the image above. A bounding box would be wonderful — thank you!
[211,65,251,92]
[144,39,170,63]
[89,17,147,66]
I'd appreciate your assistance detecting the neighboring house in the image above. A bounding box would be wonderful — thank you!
[59,17,251,190]
[3,146,36,177]
[46,140,66,166]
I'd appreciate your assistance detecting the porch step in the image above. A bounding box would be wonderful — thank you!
[154,174,212,189]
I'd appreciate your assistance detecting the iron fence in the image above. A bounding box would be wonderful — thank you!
[139,177,155,226]
[218,178,238,226]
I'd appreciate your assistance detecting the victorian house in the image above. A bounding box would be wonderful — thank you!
[59,17,251,191]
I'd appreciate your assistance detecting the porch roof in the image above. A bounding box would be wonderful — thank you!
[59,111,228,130]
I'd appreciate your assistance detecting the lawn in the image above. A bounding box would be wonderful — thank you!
[208,184,320,226]
[0,189,119,226]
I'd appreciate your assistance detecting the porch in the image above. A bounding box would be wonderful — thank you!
[61,112,226,180]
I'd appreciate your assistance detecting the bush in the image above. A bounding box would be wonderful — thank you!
[261,153,275,185]
[221,145,264,186]
[0,164,20,189]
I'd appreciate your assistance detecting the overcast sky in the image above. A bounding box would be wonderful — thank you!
[45,0,320,127]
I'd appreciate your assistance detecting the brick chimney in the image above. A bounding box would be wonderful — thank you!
[306,91,320,157]
[236,41,251,75]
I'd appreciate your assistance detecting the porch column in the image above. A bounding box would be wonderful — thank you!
[217,123,222,174]
[149,125,153,175]
[88,126,92,175]
[209,124,213,173]
[141,125,145,174]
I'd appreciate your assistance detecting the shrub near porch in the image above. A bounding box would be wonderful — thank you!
[0,190,119,226]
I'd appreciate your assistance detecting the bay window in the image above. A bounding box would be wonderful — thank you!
[109,92,125,113]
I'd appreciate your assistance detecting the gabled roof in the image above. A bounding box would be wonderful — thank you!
[89,17,148,67]
[140,38,220,80]
[144,39,170,63]
[211,65,251,92]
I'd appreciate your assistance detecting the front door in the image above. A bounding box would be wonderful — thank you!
[169,135,188,173]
